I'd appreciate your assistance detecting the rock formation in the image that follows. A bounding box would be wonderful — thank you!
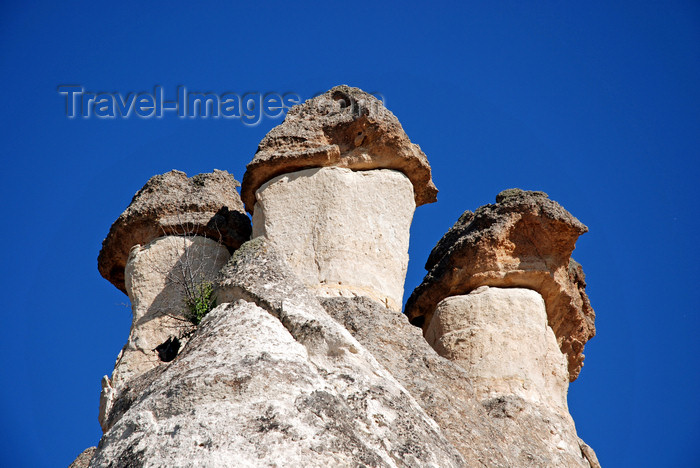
[322,296,599,468]
[95,170,251,432]
[90,239,466,467]
[244,86,434,310]
[68,447,95,468]
[240,85,437,212]
[76,86,600,467]
[98,169,251,294]
[405,188,595,381]
[424,287,570,412]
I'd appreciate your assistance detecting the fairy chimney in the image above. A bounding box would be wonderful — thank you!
[96,170,251,431]
[240,85,437,311]
[406,189,595,380]
[405,188,595,414]
[79,91,602,468]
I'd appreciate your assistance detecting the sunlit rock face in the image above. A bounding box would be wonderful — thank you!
[251,166,415,311]
[99,235,229,432]
[90,239,466,468]
[240,85,437,213]
[80,87,602,468]
[406,188,595,381]
[322,294,599,468]
[95,169,250,433]
[97,169,250,295]
[425,286,570,413]
[242,85,437,313]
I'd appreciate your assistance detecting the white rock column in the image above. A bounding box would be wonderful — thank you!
[425,286,570,412]
[99,235,230,430]
[251,166,416,311]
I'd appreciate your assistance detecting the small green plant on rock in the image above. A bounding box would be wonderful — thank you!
[184,280,216,326]
[153,218,226,335]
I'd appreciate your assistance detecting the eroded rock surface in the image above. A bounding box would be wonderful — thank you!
[240,85,437,212]
[91,239,466,468]
[406,188,595,380]
[68,447,95,468]
[251,166,415,311]
[99,235,230,432]
[87,90,602,467]
[98,170,251,294]
[89,224,599,468]
[321,296,597,468]
[425,287,569,412]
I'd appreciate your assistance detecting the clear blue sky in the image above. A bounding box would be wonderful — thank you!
[1,1,698,466]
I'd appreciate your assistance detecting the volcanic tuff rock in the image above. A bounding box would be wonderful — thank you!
[90,239,598,467]
[97,170,251,294]
[68,447,95,468]
[424,287,570,412]
[405,188,595,380]
[251,166,415,311]
[81,87,601,468]
[99,235,230,432]
[90,239,466,468]
[321,295,597,467]
[240,85,437,213]
[96,170,250,433]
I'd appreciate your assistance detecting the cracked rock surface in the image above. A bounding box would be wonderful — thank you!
[98,235,230,432]
[85,239,599,468]
[322,295,598,468]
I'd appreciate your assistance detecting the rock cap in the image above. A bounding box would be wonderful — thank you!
[405,188,595,381]
[98,170,251,294]
[240,85,438,213]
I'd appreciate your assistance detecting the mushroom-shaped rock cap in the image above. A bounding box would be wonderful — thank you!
[240,85,438,213]
[405,189,595,381]
[98,170,251,294]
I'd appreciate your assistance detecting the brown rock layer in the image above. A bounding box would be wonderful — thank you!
[240,85,437,213]
[405,189,595,381]
[97,170,251,293]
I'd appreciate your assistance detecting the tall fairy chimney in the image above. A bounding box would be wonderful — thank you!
[96,170,250,431]
[240,85,437,311]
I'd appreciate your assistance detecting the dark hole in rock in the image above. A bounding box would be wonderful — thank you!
[332,90,352,108]
[155,337,180,362]
[409,315,425,328]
